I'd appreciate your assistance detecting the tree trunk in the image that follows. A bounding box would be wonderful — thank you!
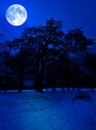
[35,75,43,92]
[18,77,24,92]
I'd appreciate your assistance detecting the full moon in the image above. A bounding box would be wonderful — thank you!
[6,4,27,26]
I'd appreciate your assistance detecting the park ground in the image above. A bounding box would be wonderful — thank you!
[0,89,96,130]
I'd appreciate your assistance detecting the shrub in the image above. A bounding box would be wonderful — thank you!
[72,92,91,102]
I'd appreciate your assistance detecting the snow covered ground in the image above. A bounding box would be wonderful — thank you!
[0,90,96,130]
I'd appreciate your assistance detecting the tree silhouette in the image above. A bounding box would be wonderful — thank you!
[0,19,95,92]
[64,28,92,52]
[21,18,64,92]
[84,53,96,90]
[0,40,13,91]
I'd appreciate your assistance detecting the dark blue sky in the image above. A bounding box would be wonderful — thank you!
[0,0,96,41]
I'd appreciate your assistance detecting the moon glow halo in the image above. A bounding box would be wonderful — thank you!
[6,4,27,26]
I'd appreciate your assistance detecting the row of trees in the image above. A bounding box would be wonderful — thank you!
[0,18,96,92]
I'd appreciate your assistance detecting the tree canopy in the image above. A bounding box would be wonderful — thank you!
[0,18,95,92]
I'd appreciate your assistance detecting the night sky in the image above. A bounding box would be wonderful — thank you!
[0,0,96,41]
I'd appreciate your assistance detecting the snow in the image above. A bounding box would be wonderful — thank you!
[0,90,96,130]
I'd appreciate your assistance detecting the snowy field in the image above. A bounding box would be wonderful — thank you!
[0,90,96,130]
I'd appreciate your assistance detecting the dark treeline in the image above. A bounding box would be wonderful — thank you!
[0,17,96,92]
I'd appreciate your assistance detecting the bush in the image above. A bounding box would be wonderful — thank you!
[72,92,91,102]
